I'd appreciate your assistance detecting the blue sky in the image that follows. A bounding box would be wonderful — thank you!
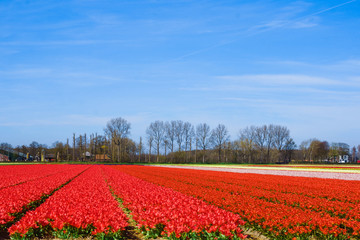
[1,0,359,148]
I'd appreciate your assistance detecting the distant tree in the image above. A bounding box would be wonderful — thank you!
[308,140,329,161]
[284,138,296,162]
[265,124,275,163]
[0,143,13,160]
[352,146,357,163]
[252,124,275,163]
[52,141,65,161]
[73,133,76,161]
[211,124,230,162]
[239,126,256,163]
[165,121,177,161]
[29,141,40,159]
[253,125,267,163]
[329,143,339,162]
[66,138,69,161]
[338,143,350,155]
[146,120,165,162]
[272,125,290,162]
[147,136,153,162]
[138,137,143,162]
[329,142,350,162]
[196,123,212,163]
[183,122,194,162]
[104,117,131,162]
[175,120,185,152]
[299,139,314,161]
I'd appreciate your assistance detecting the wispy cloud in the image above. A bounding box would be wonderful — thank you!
[219,74,341,86]
[169,0,357,61]
[0,39,127,46]
[180,73,357,93]
[0,114,109,127]
[0,68,125,87]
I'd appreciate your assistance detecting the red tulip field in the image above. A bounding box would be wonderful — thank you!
[0,164,360,240]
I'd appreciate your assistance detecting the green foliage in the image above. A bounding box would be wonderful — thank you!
[10,223,126,240]
[140,223,165,239]
[139,224,244,240]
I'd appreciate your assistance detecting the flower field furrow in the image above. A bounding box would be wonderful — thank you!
[126,165,360,217]
[9,166,129,239]
[117,165,360,239]
[103,166,247,239]
[0,165,83,190]
[0,165,88,227]
[158,166,360,203]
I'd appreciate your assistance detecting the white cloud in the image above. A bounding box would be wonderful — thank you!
[218,74,341,86]
[0,114,109,127]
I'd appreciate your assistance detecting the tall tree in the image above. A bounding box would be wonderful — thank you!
[29,141,40,159]
[183,123,194,162]
[253,125,267,163]
[239,126,256,163]
[146,121,165,162]
[211,124,230,162]
[104,117,131,162]
[299,139,314,161]
[66,138,69,161]
[138,137,143,162]
[284,138,296,162]
[352,146,356,163]
[165,121,176,161]
[272,125,290,162]
[175,120,185,152]
[196,123,211,163]
[147,136,153,162]
[72,133,75,161]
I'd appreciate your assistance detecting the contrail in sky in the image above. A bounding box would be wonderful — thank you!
[170,0,357,62]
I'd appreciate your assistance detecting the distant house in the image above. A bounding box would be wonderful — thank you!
[0,153,10,162]
[338,155,349,163]
[45,154,56,162]
[95,154,111,162]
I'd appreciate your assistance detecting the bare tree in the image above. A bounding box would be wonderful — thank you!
[264,124,276,163]
[239,126,256,163]
[138,137,143,162]
[272,125,290,162]
[73,133,75,161]
[211,124,230,162]
[147,136,153,162]
[183,123,194,162]
[299,139,314,161]
[175,120,185,152]
[29,141,40,159]
[196,123,212,163]
[78,135,83,161]
[252,125,269,163]
[165,121,176,161]
[146,120,165,162]
[284,138,296,163]
[104,117,131,162]
[352,146,356,163]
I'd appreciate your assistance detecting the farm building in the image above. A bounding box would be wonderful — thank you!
[0,153,10,162]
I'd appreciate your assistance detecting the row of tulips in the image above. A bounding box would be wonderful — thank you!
[9,166,129,239]
[116,165,360,239]
[0,164,85,190]
[248,165,360,169]
[103,166,247,239]
[0,165,89,227]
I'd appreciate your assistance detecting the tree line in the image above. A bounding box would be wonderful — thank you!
[1,117,359,164]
